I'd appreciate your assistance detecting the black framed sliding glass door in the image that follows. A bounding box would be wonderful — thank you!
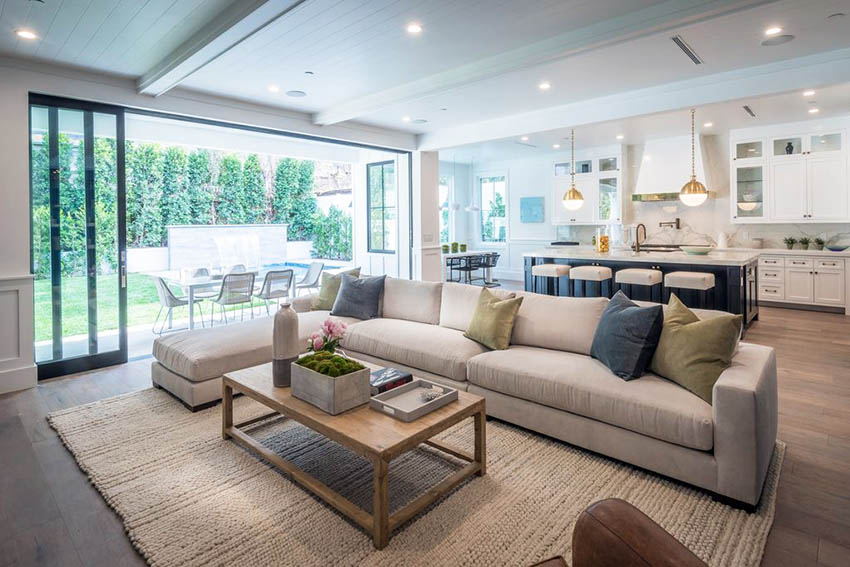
[30,94,127,379]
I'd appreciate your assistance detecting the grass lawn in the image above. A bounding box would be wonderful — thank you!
[33,273,269,342]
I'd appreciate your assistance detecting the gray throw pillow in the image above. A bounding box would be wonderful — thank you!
[590,290,663,381]
[330,274,386,320]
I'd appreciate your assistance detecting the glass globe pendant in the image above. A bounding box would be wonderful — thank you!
[680,108,709,207]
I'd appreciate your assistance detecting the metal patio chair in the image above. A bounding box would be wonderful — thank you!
[152,277,205,335]
[209,272,255,326]
[254,269,294,315]
[295,261,324,296]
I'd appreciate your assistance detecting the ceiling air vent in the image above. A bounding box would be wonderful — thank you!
[671,35,703,65]
[742,105,756,117]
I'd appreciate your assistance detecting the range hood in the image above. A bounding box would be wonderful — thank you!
[630,135,716,202]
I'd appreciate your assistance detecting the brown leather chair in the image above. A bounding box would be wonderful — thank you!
[531,498,708,567]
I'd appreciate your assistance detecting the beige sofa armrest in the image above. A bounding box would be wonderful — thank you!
[712,342,778,506]
[291,293,317,313]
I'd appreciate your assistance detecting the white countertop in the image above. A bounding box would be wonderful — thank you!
[524,248,762,266]
[736,247,850,258]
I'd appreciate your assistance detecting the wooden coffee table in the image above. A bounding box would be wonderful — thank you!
[221,362,486,549]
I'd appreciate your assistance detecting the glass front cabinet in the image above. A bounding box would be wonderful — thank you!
[730,127,848,224]
[552,151,622,225]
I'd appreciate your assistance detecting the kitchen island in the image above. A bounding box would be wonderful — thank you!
[524,248,760,326]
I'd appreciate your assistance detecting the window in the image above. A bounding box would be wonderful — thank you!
[479,175,506,243]
[367,161,396,253]
[439,175,452,244]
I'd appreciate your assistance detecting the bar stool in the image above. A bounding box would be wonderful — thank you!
[614,268,663,302]
[664,272,715,308]
[531,263,571,296]
[570,265,613,298]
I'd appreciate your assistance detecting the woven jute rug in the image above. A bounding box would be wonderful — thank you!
[48,388,783,567]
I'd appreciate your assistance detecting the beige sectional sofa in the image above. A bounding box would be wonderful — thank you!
[151,278,777,507]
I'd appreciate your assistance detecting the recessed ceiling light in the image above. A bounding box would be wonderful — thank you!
[520,136,529,141]
[616,134,624,140]
[406,22,422,34]
[411,118,428,124]
[402,116,411,122]
[761,34,794,46]
[803,89,816,97]
[764,26,782,36]
[267,84,280,93]
[808,108,820,114]
[703,122,713,127]
[748,148,756,152]
[538,81,551,91]
[552,143,560,149]
[286,90,306,97]
[15,29,38,40]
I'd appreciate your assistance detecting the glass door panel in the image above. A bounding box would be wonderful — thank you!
[735,165,764,219]
[772,137,802,157]
[810,133,842,153]
[735,141,762,159]
[598,177,619,222]
[30,97,126,377]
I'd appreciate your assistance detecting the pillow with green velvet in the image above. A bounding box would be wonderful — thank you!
[312,267,361,310]
[464,288,523,350]
[650,294,743,404]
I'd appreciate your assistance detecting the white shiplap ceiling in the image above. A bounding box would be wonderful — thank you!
[2,0,850,151]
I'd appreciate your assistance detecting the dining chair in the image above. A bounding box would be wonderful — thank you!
[483,253,502,287]
[187,267,218,300]
[228,264,247,274]
[456,255,485,285]
[152,277,205,335]
[209,272,255,326]
[295,261,324,296]
[254,269,294,315]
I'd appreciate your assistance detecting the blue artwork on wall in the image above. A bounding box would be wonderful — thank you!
[520,196,544,223]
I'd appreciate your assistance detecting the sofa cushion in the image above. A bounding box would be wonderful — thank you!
[464,288,523,350]
[312,267,360,310]
[439,282,515,332]
[511,292,609,355]
[467,345,713,450]
[153,311,360,382]
[342,318,488,382]
[331,274,385,320]
[382,277,442,324]
[590,291,663,381]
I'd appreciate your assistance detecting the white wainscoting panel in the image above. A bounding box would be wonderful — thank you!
[0,275,36,393]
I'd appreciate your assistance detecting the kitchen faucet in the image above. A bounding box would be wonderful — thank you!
[634,223,647,253]
[659,217,681,230]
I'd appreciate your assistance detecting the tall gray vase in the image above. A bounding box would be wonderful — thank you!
[272,302,300,387]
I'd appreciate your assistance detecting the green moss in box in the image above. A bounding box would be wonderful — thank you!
[296,351,364,378]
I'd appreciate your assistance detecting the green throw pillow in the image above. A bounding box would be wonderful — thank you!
[464,288,523,350]
[312,268,361,310]
[650,294,742,404]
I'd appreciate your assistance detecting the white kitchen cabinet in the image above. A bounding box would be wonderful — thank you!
[808,155,848,221]
[730,125,848,223]
[553,175,597,224]
[785,266,814,303]
[814,261,845,305]
[770,160,808,221]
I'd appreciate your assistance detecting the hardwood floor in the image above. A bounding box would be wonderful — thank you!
[0,305,848,566]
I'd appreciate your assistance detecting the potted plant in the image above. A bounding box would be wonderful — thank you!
[783,237,797,250]
[814,237,825,250]
[799,236,811,250]
[451,242,459,253]
[291,319,370,415]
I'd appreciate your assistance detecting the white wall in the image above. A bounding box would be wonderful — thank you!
[437,160,472,244]
[0,56,415,394]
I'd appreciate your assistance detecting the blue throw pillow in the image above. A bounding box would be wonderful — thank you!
[330,274,386,320]
[590,291,663,381]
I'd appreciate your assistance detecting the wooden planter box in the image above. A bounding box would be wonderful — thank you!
[291,363,371,415]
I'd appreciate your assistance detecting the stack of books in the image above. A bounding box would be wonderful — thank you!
[370,367,413,396]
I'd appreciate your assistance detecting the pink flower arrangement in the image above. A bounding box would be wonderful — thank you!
[308,318,348,354]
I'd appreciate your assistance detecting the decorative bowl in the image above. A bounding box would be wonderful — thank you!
[825,245,849,252]
[679,246,714,255]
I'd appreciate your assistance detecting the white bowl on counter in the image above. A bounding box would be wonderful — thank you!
[679,246,714,255]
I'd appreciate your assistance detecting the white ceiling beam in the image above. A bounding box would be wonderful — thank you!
[137,0,306,97]
[416,48,850,150]
[312,0,777,126]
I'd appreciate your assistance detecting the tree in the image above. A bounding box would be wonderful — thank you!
[93,137,118,272]
[272,158,299,223]
[186,150,213,224]
[311,205,352,260]
[216,154,243,224]
[241,154,266,223]
[160,146,191,242]
[126,142,163,247]
[482,191,506,242]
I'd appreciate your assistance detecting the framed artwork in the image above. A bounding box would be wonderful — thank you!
[520,196,544,223]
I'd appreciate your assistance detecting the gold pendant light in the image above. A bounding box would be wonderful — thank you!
[562,128,584,211]
[680,108,709,207]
